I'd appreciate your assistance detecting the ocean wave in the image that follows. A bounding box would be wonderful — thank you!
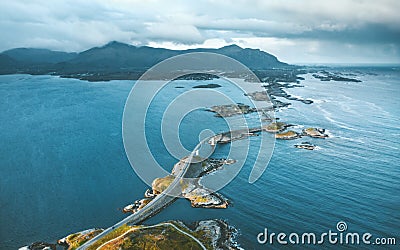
[315,105,380,133]
[321,112,358,131]
[291,124,305,129]
[335,136,365,144]
[309,98,326,104]
[286,93,303,99]
[337,94,392,118]
[382,144,399,150]
[324,129,334,138]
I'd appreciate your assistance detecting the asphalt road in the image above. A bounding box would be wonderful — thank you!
[78,137,212,249]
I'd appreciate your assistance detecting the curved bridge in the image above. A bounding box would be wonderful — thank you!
[78,136,214,249]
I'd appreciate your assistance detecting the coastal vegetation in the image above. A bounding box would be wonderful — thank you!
[244,91,270,101]
[95,223,204,250]
[0,42,289,81]
[52,220,240,250]
[275,130,300,140]
[207,103,256,117]
[159,158,230,208]
[122,157,232,216]
[263,121,289,133]
[302,127,329,138]
[58,228,104,250]
[312,70,361,82]
[16,43,336,249]
[152,175,175,194]
[86,224,135,250]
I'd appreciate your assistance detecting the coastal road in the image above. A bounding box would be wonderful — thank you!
[78,136,214,249]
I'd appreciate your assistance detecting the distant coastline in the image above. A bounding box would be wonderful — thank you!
[0,41,291,81]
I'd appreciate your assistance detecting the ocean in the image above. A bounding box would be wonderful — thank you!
[0,67,399,249]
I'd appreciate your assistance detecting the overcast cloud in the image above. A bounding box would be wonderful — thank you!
[0,0,399,63]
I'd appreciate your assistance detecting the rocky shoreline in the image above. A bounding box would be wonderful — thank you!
[21,157,239,250]
[263,121,292,133]
[302,127,329,138]
[198,69,334,152]
[273,125,329,147]
[312,70,361,82]
[207,103,257,117]
[295,142,316,150]
[123,157,235,213]
[181,219,242,250]
[19,67,345,249]
[22,219,242,250]
[275,130,301,140]
[193,83,222,88]
[207,120,329,150]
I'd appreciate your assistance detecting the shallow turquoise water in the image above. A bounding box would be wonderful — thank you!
[0,68,399,249]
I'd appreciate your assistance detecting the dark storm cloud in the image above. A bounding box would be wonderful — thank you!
[267,24,400,45]
[0,0,399,63]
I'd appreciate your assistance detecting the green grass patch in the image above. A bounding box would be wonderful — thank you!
[265,122,286,131]
[65,229,103,250]
[94,223,207,250]
[87,224,132,250]
[152,175,175,193]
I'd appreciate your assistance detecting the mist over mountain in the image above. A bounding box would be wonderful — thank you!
[0,41,290,80]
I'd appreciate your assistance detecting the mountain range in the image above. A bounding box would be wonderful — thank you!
[0,41,291,81]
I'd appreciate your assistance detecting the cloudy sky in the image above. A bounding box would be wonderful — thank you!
[1,0,399,64]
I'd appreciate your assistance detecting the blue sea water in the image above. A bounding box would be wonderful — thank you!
[0,67,399,249]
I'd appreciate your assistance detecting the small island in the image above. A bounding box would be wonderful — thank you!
[193,83,222,88]
[295,142,316,150]
[124,157,234,212]
[262,121,291,133]
[21,117,331,249]
[302,127,329,138]
[22,157,240,250]
[312,70,362,82]
[244,91,270,101]
[206,121,329,149]
[207,103,256,117]
[275,130,301,140]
